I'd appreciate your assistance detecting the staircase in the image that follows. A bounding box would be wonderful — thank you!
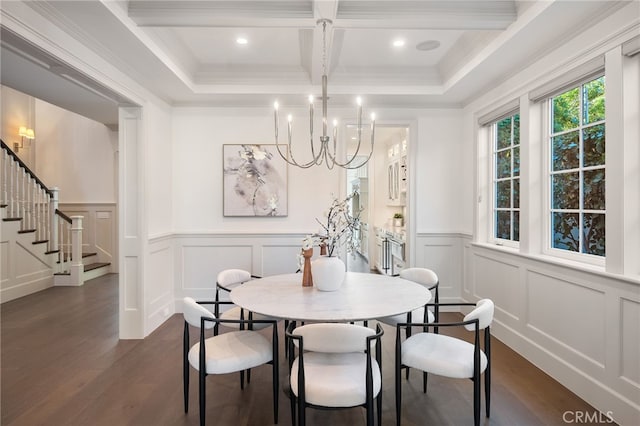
[53,250,112,284]
[1,139,111,302]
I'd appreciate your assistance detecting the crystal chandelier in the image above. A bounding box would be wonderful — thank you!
[273,19,376,170]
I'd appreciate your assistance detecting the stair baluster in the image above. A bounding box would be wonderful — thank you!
[2,139,89,287]
[1,150,6,207]
[18,169,27,231]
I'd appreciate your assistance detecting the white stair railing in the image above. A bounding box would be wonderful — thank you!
[55,208,73,275]
[1,139,83,284]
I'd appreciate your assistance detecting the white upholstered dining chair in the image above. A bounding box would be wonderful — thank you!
[215,269,273,329]
[286,322,384,426]
[182,297,279,426]
[395,299,494,426]
[378,267,439,331]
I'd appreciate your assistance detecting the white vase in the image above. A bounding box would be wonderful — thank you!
[311,256,346,292]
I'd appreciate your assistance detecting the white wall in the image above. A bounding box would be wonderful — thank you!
[35,99,117,203]
[171,106,466,304]
[144,101,175,335]
[414,110,465,234]
[1,85,36,168]
[171,106,343,234]
[460,3,640,423]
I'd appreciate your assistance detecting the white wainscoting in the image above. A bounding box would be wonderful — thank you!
[146,235,174,336]
[58,203,117,272]
[466,242,640,425]
[172,233,305,307]
[413,233,470,305]
[1,219,55,303]
[167,231,639,422]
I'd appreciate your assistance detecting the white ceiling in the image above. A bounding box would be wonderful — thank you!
[0,0,629,128]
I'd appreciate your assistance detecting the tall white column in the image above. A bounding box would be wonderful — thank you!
[49,187,59,252]
[70,215,84,286]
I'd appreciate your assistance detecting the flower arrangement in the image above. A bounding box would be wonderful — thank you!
[300,190,361,262]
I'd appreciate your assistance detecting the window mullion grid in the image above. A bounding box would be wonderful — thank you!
[579,82,585,254]
[491,122,499,239]
[510,116,515,240]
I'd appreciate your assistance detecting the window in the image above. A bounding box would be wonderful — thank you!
[549,76,605,256]
[493,113,520,242]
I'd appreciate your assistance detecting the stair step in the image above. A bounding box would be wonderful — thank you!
[3,217,22,222]
[18,229,36,234]
[84,262,110,272]
[54,262,110,277]
[1,204,7,208]
[45,249,61,255]
[32,240,48,245]
[56,252,97,263]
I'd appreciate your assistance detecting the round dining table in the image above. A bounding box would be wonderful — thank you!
[229,272,432,322]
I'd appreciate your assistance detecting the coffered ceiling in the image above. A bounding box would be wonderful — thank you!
[0,1,629,127]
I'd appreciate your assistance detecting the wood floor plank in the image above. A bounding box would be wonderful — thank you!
[1,274,611,425]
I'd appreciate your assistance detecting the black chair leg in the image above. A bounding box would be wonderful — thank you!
[284,320,289,359]
[183,323,189,413]
[290,393,296,426]
[485,369,491,418]
[272,363,279,423]
[240,370,245,390]
[376,393,382,426]
[199,371,206,426]
[423,371,428,394]
[473,376,480,426]
[298,392,305,426]
[485,331,491,418]
[395,365,402,425]
[247,368,251,384]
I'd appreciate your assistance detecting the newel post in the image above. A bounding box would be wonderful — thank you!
[49,187,59,252]
[70,215,84,286]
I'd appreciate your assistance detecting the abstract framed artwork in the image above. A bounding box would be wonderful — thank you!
[223,144,288,217]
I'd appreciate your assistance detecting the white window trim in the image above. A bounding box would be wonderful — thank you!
[541,87,606,267]
[490,114,520,248]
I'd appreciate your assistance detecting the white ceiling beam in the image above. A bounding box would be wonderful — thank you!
[335,1,517,30]
[127,0,516,30]
[128,0,316,27]
[304,0,338,85]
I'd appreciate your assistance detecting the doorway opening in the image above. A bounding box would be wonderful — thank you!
[345,125,409,274]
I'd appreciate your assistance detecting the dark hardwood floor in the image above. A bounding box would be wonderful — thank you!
[1,274,609,425]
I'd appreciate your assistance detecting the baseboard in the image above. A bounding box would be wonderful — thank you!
[0,275,53,303]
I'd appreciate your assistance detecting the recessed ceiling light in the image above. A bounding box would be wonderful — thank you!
[236,37,248,45]
[393,39,405,48]
[416,40,440,51]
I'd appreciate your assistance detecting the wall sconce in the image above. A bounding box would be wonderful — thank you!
[14,126,35,153]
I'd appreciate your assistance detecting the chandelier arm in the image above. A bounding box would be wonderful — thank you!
[271,17,376,170]
[276,117,322,168]
[275,138,318,168]
[328,124,375,169]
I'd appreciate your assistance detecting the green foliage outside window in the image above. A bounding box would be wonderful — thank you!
[550,76,605,256]
[494,114,520,241]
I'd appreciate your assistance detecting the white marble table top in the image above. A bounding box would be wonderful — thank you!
[230,272,432,322]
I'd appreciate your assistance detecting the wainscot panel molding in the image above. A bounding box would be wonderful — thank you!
[59,203,118,272]
[146,236,174,336]
[173,233,307,309]
[1,224,55,303]
[465,243,640,425]
[414,233,470,306]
